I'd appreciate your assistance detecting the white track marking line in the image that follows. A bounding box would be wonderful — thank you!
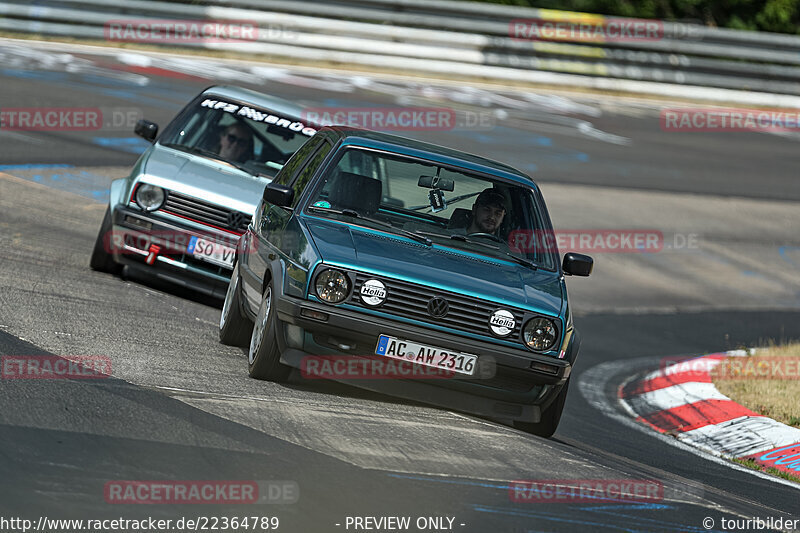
[625,382,731,415]
[679,416,800,457]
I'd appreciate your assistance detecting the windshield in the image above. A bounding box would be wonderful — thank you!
[159,97,316,176]
[305,147,559,270]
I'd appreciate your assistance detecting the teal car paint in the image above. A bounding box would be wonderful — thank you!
[222,126,593,438]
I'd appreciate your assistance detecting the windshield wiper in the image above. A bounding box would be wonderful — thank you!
[448,233,500,249]
[418,232,538,270]
[452,235,539,269]
[307,206,432,246]
[416,231,499,250]
[161,143,251,173]
[500,253,539,270]
[162,143,221,160]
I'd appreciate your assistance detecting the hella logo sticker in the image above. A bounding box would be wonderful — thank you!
[360,279,387,306]
[489,310,516,336]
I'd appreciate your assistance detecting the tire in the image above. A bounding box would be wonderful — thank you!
[247,280,291,382]
[514,378,570,438]
[219,262,253,347]
[89,207,122,274]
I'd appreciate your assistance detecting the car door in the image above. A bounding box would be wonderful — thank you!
[241,135,334,312]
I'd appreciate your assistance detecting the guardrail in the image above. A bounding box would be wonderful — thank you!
[1,0,799,103]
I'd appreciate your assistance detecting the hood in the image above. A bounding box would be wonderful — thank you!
[137,144,270,215]
[303,217,563,316]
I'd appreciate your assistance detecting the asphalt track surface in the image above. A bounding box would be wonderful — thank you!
[1,40,799,532]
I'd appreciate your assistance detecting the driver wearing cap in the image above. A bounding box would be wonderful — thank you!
[466,188,506,235]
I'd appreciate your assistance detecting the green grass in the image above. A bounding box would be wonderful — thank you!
[732,457,800,484]
[713,343,800,428]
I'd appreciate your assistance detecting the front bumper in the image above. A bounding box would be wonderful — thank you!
[110,205,238,298]
[274,295,574,423]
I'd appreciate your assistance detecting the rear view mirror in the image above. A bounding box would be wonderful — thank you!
[134,119,158,143]
[418,175,454,191]
[562,252,593,276]
[263,182,294,207]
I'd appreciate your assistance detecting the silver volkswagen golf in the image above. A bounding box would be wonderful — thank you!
[89,85,317,297]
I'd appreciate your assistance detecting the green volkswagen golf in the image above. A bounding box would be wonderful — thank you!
[220,126,592,438]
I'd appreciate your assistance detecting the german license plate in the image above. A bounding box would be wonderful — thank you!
[187,236,235,268]
[375,335,478,376]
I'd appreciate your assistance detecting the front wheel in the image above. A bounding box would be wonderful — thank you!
[219,262,253,347]
[514,378,570,438]
[89,207,122,274]
[247,280,291,382]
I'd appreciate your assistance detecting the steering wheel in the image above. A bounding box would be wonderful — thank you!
[468,232,503,243]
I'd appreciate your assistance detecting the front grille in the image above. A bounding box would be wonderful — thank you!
[349,273,525,341]
[161,191,251,233]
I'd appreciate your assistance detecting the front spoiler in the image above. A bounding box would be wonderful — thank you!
[271,294,576,423]
[109,205,238,297]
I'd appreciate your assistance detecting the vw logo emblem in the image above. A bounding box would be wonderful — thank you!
[227,211,247,229]
[426,297,449,318]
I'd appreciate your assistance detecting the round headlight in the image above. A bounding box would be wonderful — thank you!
[135,184,166,212]
[523,317,558,352]
[315,269,351,304]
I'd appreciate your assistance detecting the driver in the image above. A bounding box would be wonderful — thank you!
[218,123,254,163]
[465,188,506,235]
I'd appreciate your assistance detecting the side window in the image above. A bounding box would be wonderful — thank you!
[291,142,333,208]
[314,148,381,200]
[271,136,323,186]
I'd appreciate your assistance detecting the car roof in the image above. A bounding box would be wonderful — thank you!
[325,126,536,187]
[201,85,310,121]
[193,90,536,187]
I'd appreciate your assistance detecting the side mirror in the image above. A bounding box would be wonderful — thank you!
[562,252,593,276]
[263,182,294,207]
[134,119,158,143]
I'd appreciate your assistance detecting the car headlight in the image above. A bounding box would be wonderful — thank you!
[315,269,351,304]
[135,184,166,212]
[523,317,558,352]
